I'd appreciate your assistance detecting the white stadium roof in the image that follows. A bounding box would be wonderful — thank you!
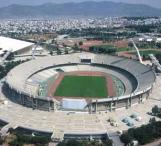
[0,36,34,55]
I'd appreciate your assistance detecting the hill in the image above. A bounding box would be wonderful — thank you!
[0,1,161,18]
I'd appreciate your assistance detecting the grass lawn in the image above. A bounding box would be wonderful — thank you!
[116,47,131,52]
[130,50,161,59]
[139,50,161,56]
[54,75,108,98]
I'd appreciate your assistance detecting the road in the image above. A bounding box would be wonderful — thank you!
[109,132,124,146]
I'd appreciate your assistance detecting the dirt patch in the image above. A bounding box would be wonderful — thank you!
[80,40,105,51]
[114,40,129,48]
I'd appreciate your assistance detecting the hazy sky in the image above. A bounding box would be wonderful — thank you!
[0,0,161,9]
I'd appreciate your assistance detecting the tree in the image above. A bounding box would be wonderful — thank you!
[58,139,113,146]
[57,49,61,55]
[89,45,116,54]
[57,141,66,146]
[103,139,113,146]
[120,121,161,145]
[66,140,82,146]
[58,140,82,146]
[50,51,53,56]
[0,137,4,145]
[152,105,159,116]
[73,43,80,52]
[120,133,132,146]
[62,43,67,47]
[128,42,133,48]
[149,117,156,123]
[0,59,30,80]
[65,48,69,54]
[156,54,161,64]
[79,41,83,46]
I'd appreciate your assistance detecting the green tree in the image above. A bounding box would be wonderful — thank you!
[79,41,83,46]
[149,117,156,123]
[152,105,159,116]
[120,133,132,146]
[57,49,62,55]
[73,43,80,52]
[0,137,4,145]
[65,48,69,54]
[50,51,53,56]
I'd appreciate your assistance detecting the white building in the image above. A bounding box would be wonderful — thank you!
[0,36,34,55]
[146,38,153,42]
[156,38,161,43]
[139,38,144,42]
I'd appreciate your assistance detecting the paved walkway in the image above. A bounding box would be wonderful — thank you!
[109,132,124,146]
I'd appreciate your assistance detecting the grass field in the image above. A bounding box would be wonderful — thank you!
[130,50,161,59]
[116,47,131,52]
[54,75,108,98]
[140,50,161,56]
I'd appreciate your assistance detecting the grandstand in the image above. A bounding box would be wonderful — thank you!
[4,53,155,112]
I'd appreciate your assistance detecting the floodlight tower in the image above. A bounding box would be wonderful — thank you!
[130,38,143,64]
[32,41,40,60]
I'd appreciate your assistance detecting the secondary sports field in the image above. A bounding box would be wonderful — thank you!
[54,75,108,98]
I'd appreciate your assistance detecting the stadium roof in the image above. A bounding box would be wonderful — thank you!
[0,36,34,55]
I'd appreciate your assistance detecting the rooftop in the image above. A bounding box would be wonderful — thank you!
[0,36,34,55]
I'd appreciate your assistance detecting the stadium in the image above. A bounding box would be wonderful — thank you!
[3,53,156,112]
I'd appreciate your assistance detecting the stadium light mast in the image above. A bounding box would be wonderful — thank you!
[32,41,41,60]
[130,38,143,64]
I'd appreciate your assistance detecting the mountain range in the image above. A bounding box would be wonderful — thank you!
[0,1,161,18]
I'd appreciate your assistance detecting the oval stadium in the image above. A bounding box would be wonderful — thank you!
[4,53,156,112]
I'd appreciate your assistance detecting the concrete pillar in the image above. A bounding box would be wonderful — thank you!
[8,85,11,95]
[32,98,38,109]
[89,104,92,114]
[110,102,112,112]
[126,99,129,109]
[32,98,34,109]
[106,102,109,111]
[48,101,51,112]
[138,95,141,104]
[146,91,149,99]
[53,101,57,111]
[36,99,38,109]
[150,87,153,94]
[95,101,98,113]
[51,101,55,111]
[129,95,132,107]
[13,90,15,98]
[19,93,21,103]
[115,100,117,109]
[11,89,13,97]
[91,104,92,114]
[141,94,143,103]
[21,95,24,105]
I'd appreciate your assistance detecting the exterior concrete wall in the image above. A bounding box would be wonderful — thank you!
[3,82,152,112]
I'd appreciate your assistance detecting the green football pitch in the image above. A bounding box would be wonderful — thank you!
[54,75,108,98]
